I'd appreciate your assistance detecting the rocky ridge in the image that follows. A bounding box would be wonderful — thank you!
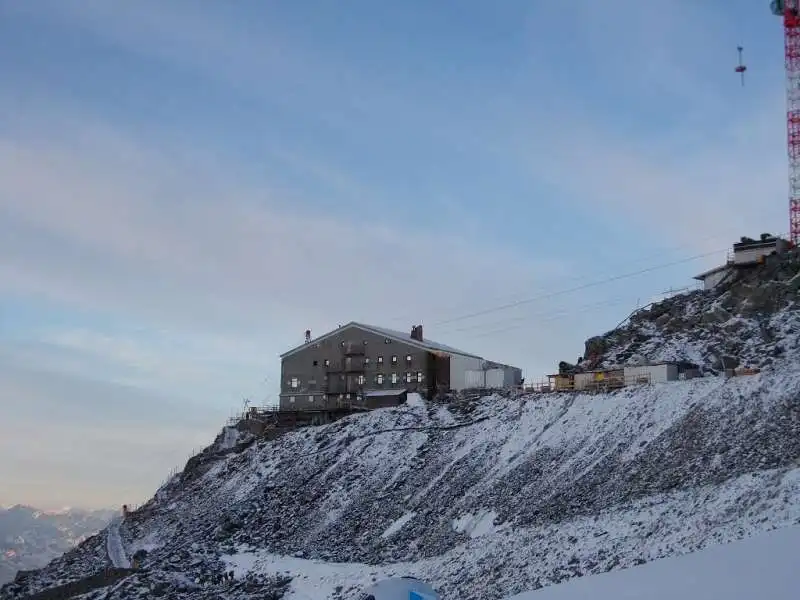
[583,249,800,373]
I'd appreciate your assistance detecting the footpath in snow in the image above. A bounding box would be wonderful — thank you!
[106,518,130,569]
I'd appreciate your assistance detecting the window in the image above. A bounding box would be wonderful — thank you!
[358,374,365,385]
[376,373,384,385]
[308,395,314,403]
[384,338,391,344]
[340,341,345,347]
[290,377,299,389]
[289,396,295,403]
[405,354,412,364]
[405,372,413,383]
[391,373,399,384]
[346,393,351,399]
[324,359,330,367]
[377,356,384,365]
[417,371,423,383]
[363,340,368,345]
[313,360,318,367]
[364,356,370,365]
[391,355,398,365]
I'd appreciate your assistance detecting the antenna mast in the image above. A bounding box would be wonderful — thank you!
[735,46,747,86]
[772,0,800,244]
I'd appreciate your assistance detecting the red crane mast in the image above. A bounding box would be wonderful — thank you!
[772,0,800,243]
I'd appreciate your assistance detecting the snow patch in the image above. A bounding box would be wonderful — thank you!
[381,512,417,539]
[105,518,130,568]
[218,426,239,450]
[222,550,426,600]
[507,524,800,599]
[452,510,502,538]
[405,393,425,408]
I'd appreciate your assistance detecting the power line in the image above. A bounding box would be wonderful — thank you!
[430,247,728,328]
[437,295,633,337]
[384,231,737,327]
[460,296,635,340]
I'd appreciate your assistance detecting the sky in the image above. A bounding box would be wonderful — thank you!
[0,0,789,509]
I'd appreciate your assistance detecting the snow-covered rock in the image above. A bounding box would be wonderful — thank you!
[589,250,800,372]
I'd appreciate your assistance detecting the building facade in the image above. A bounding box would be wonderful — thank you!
[694,234,789,291]
[278,322,520,410]
[731,235,787,265]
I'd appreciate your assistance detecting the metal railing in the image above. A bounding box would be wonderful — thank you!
[524,372,653,394]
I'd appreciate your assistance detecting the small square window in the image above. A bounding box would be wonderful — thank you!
[376,373,384,385]
[384,338,391,344]
[324,359,330,367]
[308,395,314,403]
[364,356,370,365]
[377,356,384,365]
[289,396,295,403]
[341,341,345,346]
[391,355,398,365]
[313,360,318,366]
[405,354,412,363]
[290,377,299,389]
[363,340,368,345]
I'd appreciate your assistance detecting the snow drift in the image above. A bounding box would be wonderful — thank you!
[508,524,800,600]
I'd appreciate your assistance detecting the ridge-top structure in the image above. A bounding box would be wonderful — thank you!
[279,322,522,410]
[772,0,800,243]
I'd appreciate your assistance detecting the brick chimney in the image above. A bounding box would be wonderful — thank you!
[411,324,423,341]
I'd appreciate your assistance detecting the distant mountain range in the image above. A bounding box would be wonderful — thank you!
[0,505,116,585]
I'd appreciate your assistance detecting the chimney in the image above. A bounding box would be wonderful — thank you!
[411,324,423,341]
[304,329,311,343]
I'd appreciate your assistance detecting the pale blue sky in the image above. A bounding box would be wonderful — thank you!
[0,0,788,508]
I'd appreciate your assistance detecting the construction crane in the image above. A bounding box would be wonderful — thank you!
[772,0,800,244]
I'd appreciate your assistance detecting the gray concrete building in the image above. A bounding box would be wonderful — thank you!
[278,321,522,410]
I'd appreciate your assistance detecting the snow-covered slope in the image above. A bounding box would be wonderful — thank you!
[0,506,114,585]
[586,251,800,372]
[6,360,800,600]
[4,254,800,600]
[508,524,800,600]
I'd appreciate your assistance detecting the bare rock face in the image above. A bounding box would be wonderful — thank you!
[584,336,607,360]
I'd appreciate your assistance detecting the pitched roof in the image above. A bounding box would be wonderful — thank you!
[693,264,731,280]
[280,321,483,360]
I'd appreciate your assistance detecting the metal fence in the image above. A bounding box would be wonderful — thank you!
[524,372,653,394]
